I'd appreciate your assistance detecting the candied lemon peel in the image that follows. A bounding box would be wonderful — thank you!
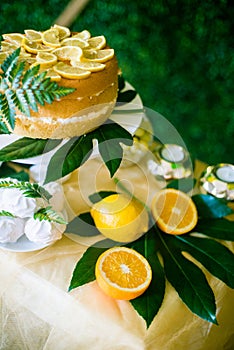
[1,24,114,80]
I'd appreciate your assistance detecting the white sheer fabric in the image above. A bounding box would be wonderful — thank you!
[0,157,233,350]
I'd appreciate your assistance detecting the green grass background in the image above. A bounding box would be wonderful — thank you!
[0,0,233,165]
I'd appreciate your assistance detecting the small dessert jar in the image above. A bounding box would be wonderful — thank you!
[200,163,234,201]
[147,143,193,180]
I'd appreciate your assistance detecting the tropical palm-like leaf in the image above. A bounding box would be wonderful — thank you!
[68,189,234,328]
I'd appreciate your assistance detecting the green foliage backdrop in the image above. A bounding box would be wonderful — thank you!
[0,0,233,164]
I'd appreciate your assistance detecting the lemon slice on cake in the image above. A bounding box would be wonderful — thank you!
[0,41,19,52]
[73,30,91,40]
[40,67,61,82]
[52,24,71,40]
[2,33,25,45]
[24,29,42,42]
[83,48,114,62]
[87,35,106,49]
[61,37,89,49]
[35,52,57,68]
[0,52,8,63]
[71,60,105,72]
[52,46,83,61]
[42,28,61,48]
[53,62,91,79]
[22,38,54,53]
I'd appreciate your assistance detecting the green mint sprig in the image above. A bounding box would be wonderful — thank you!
[34,206,67,225]
[0,48,75,134]
[0,179,52,201]
[0,210,14,217]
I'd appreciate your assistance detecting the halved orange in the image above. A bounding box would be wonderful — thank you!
[95,246,152,300]
[151,188,198,235]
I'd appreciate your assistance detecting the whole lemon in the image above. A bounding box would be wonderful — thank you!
[90,194,149,243]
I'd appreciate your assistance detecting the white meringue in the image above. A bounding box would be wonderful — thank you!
[0,188,37,218]
[24,217,66,245]
[44,181,65,212]
[0,216,25,243]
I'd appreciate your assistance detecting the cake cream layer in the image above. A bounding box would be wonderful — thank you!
[14,100,116,139]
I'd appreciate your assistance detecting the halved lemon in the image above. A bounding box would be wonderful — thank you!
[53,62,91,79]
[22,38,54,53]
[52,46,83,61]
[83,48,114,62]
[35,51,57,68]
[73,30,91,40]
[71,60,105,72]
[61,37,89,49]
[42,28,61,48]
[87,35,106,49]
[24,29,42,42]
[95,246,152,300]
[151,188,198,235]
[2,33,25,45]
[52,24,71,40]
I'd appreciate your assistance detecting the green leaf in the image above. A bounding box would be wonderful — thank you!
[94,121,133,177]
[117,90,137,103]
[68,239,115,291]
[45,121,133,183]
[1,47,21,75]
[158,232,217,324]
[9,170,29,181]
[89,191,118,204]
[166,177,196,193]
[176,235,234,288]
[128,228,165,328]
[0,162,29,181]
[65,212,100,237]
[0,210,14,217]
[34,206,67,224]
[44,136,92,183]
[0,137,62,161]
[195,218,234,241]
[192,194,233,218]
[118,74,125,91]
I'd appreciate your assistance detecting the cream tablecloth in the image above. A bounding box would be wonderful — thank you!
[0,156,234,350]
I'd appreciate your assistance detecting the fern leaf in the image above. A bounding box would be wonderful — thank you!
[22,64,40,88]
[25,89,38,112]
[33,89,46,105]
[12,61,25,89]
[2,89,15,129]
[0,48,75,133]
[15,88,31,117]
[1,48,21,75]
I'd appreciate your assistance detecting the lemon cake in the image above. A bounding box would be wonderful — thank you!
[0,25,119,139]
